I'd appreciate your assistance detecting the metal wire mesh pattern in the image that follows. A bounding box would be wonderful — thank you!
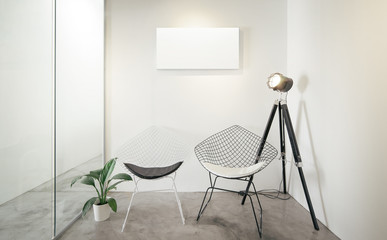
[195,125,279,237]
[115,126,189,231]
[115,126,189,168]
[195,125,278,170]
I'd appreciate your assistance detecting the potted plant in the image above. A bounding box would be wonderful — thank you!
[71,157,132,221]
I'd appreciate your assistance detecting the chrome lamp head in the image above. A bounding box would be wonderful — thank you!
[267,73,293,92]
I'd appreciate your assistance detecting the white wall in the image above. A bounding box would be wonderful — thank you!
[105,0,287,191]
[106,0,387,238]
[287,0,387,239]
[56,0,104,174]
[0,0,53,205]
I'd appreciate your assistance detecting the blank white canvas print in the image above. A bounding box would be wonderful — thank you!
[156,28,239,69]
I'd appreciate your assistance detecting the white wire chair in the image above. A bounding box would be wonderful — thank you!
[195,125,278,238]
[116,126,189,232]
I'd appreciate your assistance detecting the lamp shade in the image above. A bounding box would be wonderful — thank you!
[267,73,293,92]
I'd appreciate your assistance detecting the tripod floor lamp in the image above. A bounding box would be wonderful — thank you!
[241,73,320,230]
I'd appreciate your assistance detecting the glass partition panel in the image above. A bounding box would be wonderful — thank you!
[0,0,104,239]
[0,0,54,239]
[55,0,104,235]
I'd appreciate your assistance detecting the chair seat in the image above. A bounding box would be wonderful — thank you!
[124,161,183,179]
[201,161,265,179]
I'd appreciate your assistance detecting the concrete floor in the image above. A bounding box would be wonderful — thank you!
[59,192,339,240]
[0,157,101,240]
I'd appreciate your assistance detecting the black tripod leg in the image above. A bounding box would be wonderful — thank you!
[278,103,287,194]
[281,103,320,230]
[241,175,253,205]
[242,101,278,205]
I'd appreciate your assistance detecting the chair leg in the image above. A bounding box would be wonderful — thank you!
[196,174,217,221]
[241,175,254,205]
[196,175,264,238]
[243,180,263,238]
[122,179,138,232]
[251,181,263,211]
[172,177,185,224]
[244,182,263,238]
[247,193,263,238]
[121,192,136,232]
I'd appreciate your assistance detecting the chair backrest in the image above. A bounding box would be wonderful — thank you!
[195,125,278,168]
[115,126,189,168]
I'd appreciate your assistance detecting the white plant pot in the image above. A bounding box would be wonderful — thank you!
[93,203,110,221]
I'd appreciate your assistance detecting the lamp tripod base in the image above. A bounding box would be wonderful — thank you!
[242,100,320,231]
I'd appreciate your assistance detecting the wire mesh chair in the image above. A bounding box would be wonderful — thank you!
[116,126,189,232]
[195,125,278,238]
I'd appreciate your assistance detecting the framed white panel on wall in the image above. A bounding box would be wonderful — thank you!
[156,28,239,69]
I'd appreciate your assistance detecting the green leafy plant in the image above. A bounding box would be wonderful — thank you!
[71,158,132,217]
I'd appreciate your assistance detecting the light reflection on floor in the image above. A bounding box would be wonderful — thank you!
[0,156,101,240]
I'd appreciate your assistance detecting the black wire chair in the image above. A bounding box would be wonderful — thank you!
[195,125,278,238]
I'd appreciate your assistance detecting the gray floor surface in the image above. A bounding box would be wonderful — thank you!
[58,192,339,240]
[0,157,101,240]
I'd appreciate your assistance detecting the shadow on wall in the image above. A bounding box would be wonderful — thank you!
[287,75,328,226]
